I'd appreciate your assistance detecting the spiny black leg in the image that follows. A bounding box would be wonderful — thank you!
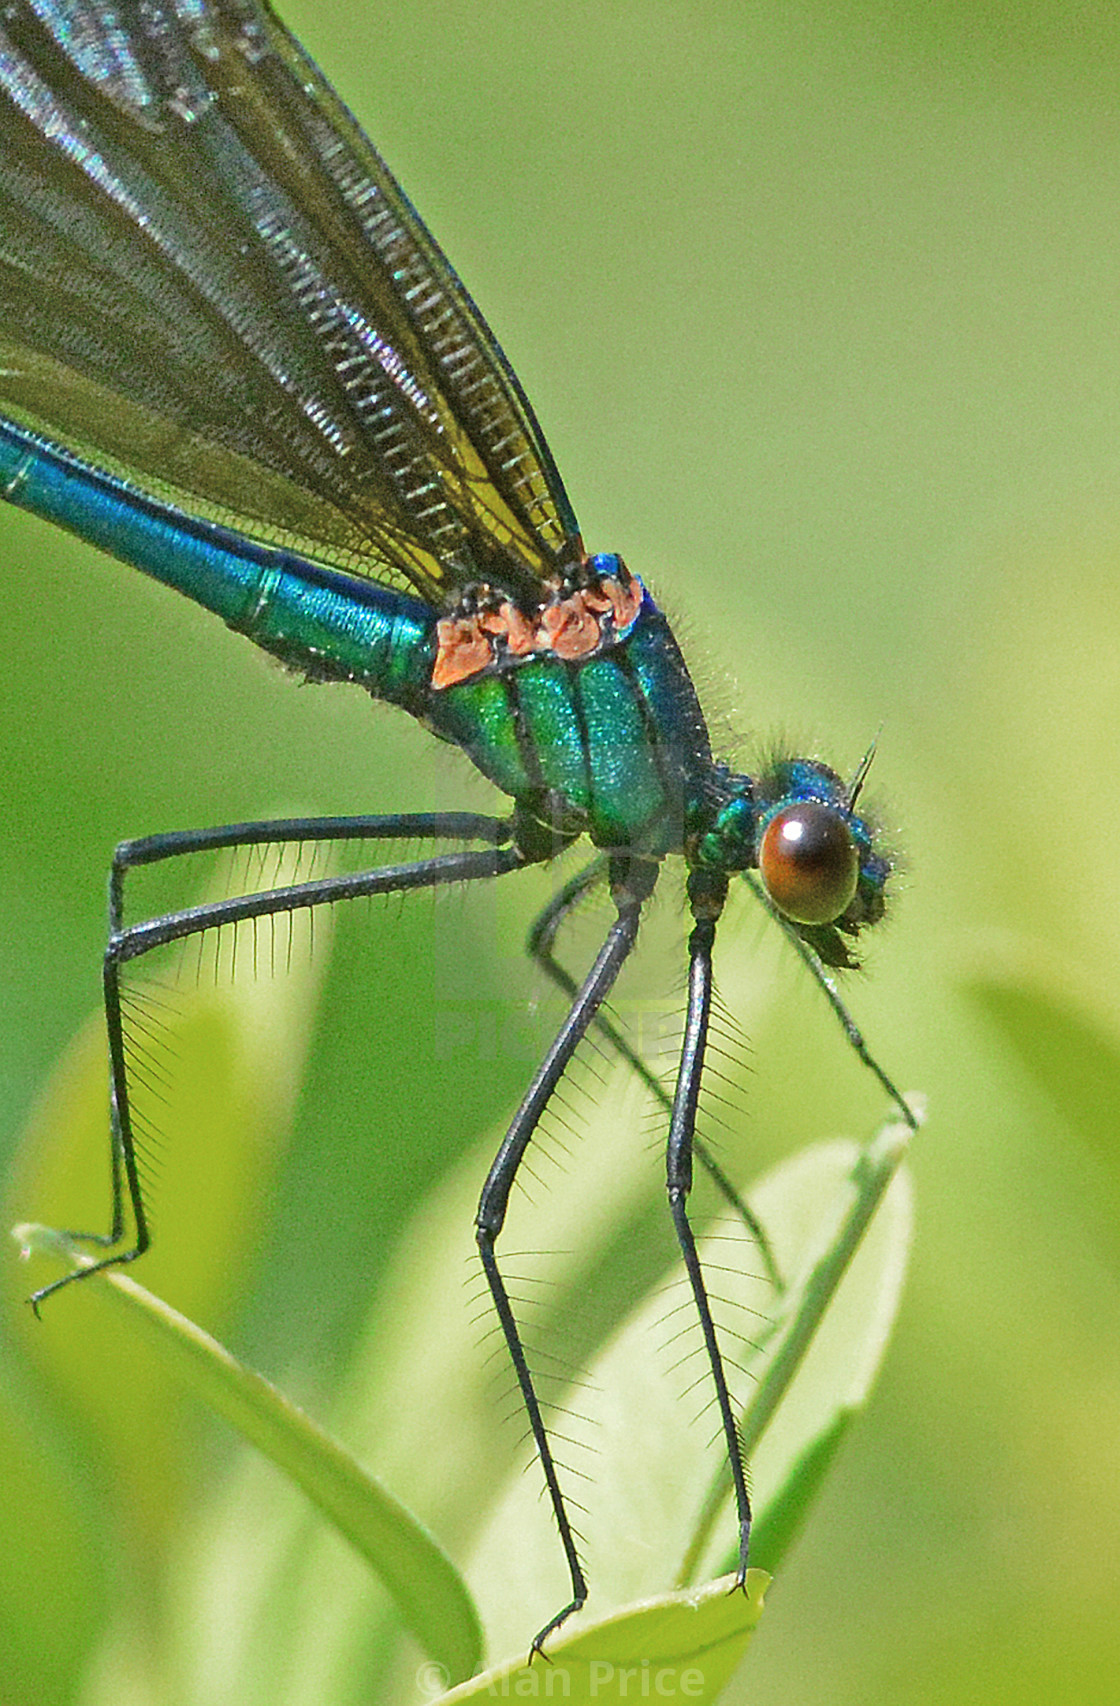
[527,861,781,1286]
[30,826,530,1313]
[477,855,658,1655]
[108,811,515,928]
[745,873,917,1131]
[49,813,516,1265]
[666,872,752,1587]
[527,857,659,1100]
[107,813,514,954]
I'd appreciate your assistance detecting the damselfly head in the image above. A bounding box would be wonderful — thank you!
[697,757,892,968]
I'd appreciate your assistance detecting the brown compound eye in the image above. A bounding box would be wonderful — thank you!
[758,801,859,925]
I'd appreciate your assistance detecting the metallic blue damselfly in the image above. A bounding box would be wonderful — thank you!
[0,0,912,1651]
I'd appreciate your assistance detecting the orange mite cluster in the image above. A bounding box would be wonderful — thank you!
[431,571,644,691]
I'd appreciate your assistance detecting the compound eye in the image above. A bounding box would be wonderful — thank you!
[758,801,860,925]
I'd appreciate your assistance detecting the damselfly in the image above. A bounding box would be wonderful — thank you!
[0,0,911,1650]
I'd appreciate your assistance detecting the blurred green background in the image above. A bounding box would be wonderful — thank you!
[3,0,1120,1701]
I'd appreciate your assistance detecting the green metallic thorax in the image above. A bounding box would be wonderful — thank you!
[425,594,713,856]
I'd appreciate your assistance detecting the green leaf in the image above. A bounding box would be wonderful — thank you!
[430,1572,768,1705]
[745,1410,850,1570]
[465,1110,915,1656]
[11,1234,483,1686]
